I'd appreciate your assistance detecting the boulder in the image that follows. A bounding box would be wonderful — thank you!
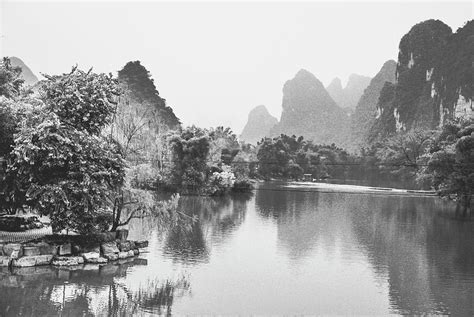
[134,241,149,248]
[52,256,84,266]
[28,242,58,255]
[12,256,37,267]
[118,251,129,259]
[116,229,129,241]
[103,253,119,261]
[58,243,72,256]
[82,252,100,262]
[35,255,53,266]
[0,256,11,267]
[117,241,132,252]
[3,244,22,258]
[88,257,108,264]
[23,246,40,256]
[101,242,119,254]
[82,252,107,264]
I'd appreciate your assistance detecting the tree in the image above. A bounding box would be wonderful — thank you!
[375,129,435,181]
[0,57,24,99]
[168,126,211,193]
[3,66,126,233]
[418,119,474,215]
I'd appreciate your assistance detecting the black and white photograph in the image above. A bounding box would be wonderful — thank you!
[0,0,473,315]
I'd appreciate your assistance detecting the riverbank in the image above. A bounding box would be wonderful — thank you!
[0,230,148,269]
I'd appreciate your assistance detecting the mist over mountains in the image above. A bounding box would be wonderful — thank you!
[326,74,371,112]
[9,19,472,152]
[240,19,473,150]
[240,105,278,144]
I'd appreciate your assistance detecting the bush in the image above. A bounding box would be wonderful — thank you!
[128,164,162,190]
[205,165,235,196]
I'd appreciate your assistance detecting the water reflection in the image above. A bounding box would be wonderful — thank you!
[163,193,252,264]
[1,185,474,314]
[349,195,474,315]
[0,259,189,316]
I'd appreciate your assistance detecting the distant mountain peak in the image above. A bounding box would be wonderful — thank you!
[271,69,350,146]
[8,56,39,86]
[327,73,371,110]
[240,105,278,144]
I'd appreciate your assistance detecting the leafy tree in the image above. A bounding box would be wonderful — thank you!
[375,129,435,181]
[0,57,24,99]
[0,57,26,156]
[3,67,126,233]
[40,66,120,135]
[418,119,474,215]
[168,126,211,193]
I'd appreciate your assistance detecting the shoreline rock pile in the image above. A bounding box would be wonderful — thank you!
[0,229,148,268]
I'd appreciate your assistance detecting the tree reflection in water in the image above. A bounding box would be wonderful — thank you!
[163,192,253,264]
[0,260,190,316]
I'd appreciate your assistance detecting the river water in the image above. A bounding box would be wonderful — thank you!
[1,182,473,315]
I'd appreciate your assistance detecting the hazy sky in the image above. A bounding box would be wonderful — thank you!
[1,1,472,133]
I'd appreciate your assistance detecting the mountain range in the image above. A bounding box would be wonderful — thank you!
[240,19,473,150]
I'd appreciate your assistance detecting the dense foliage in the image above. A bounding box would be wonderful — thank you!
[1,66,127,233]
[418,119,474,214]
[257,134,357,180]
[166,126,253,195]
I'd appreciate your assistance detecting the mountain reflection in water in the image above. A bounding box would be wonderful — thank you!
[1,183,473,315]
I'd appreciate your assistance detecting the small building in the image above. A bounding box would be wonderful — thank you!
[303,174,312,182]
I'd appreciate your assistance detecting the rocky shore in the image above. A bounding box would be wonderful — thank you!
[0,230,148,269]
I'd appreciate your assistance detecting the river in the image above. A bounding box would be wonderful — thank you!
[1,182,473,315]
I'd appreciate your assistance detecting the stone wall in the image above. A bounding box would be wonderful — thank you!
[0,230,148,269]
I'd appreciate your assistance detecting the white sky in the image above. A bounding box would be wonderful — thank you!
[1,1,472,133]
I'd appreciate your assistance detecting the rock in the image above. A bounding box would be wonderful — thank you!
[101,242,119,255]
[32,242,58,255]
[10,250,21,260]
[52,256,84,266]
[103,253,119,261]
[12,256,37,267]
[89,257,108,264]
[23,246,40,256]
[72,244,82,255]
[116,229,129,241]
[59,243,72,256]
[117,241,132,252]
[118,251,129,259]
[134,241,149,248]
[0,256,11,267]
[82,252,100,261]
[81,252,103,263]
[34,255,53,266]
[3,244,22,258]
